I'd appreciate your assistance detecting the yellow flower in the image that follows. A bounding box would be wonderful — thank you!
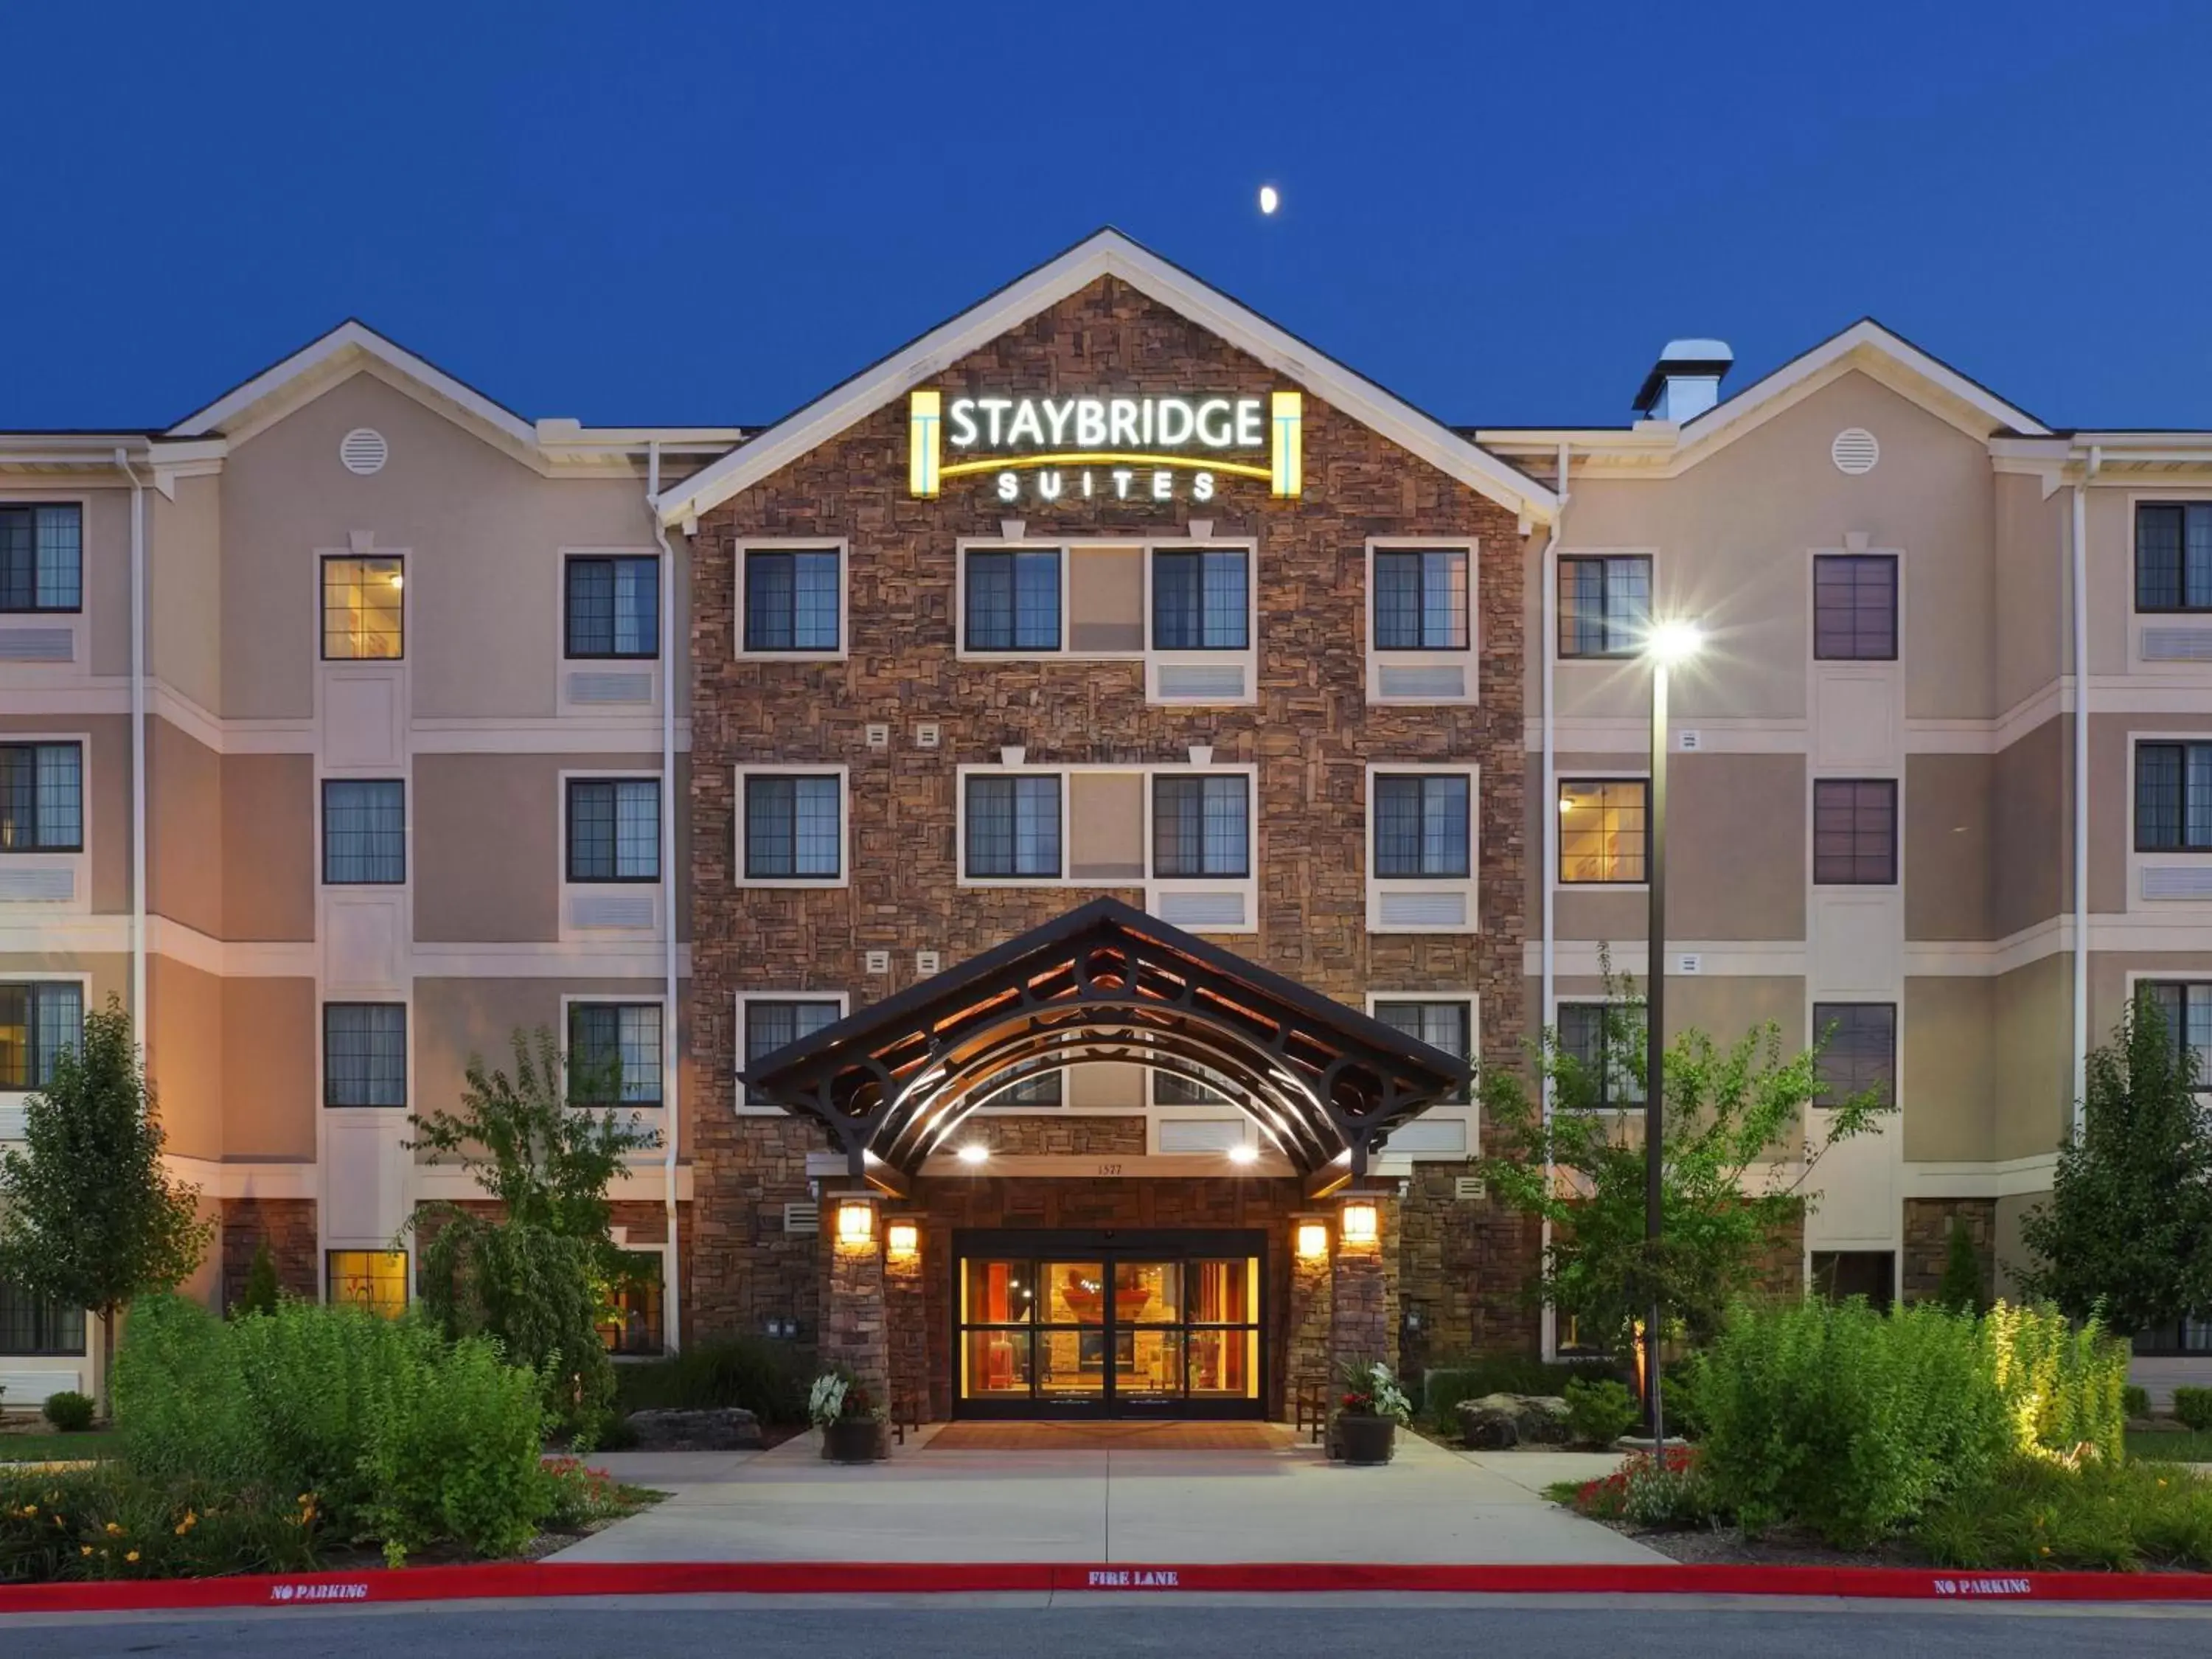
[80,1546,91,1557]
[125,1551,139,1563]
[2039,1545,2051,1557]
[19,1504,35,1517]
[104,1522,122,1536]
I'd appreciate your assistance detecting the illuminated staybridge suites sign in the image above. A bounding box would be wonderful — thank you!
[908,390,1303,503]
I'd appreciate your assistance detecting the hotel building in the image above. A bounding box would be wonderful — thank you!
[3,230,2209,1415]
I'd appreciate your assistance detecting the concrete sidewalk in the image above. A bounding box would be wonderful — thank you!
[557,1427,1661,1565]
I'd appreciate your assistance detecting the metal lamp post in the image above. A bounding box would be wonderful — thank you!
[1642,619,1703,1453]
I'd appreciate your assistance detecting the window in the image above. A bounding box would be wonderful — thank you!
[1557,1003,1643,1109]
[0,1280,85,1356]
[2135,504,2212,612]
[965,776,1062,878]
[567,779,661,882]
[2135,742,2212,851]
[1152,548,1248,650]
[321,556,404,659]
[0,742,83,852]
[1153,1071,1230,1106]
[0,504,81,612]
[1812,1252,1895,1313]
[1812,779,1897,885]
[1374,548,1470,650]
[0,981,82,1091]
[1374,774,1471,878]
[1374,999,1473,1102]
[1152,775,1250,877]
[984,1059,1063,1107]
[1813,554,1898,660]
[743,998,842,1103]
[323,1004,406,1107]
[742,774,842,880]
[965,549,1061,651]
[569,1002,664,1107]
[1812,1003,1896,1108]
[743,548,840,653]
[321,779,404,884]
[2139,982,2212,1083]
[566,554,658,658]
[1557,555,1650,658]
[326,1251,407,1318]
[1558,779,1648,883]
[598,1251,664,1355]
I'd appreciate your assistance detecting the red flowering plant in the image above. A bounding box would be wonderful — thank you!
[1571,1444,1718,1528]
[1337,1360,1413,1424]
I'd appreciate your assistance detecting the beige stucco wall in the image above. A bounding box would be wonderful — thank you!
[0,711,131,914]
[1993,714,2067,936]
[219,977,317,1160]
[1539,369,1997,725]
[147,954,225,1161]
[148,472,224,714]
[1992,473,2065,714]
[1670,752,1805,940]
[1551,971,1804,1048]
[148,717,223,938]
[1991,952,2073,1162]
[221,751,316,940]
[219,369,666,721]
[1902,973,1993,1161]
[1905,752,1992,942]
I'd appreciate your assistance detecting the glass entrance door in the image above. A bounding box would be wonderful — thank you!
[956,1230,1265,1418]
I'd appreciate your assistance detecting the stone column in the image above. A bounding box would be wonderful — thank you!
[1329,1193,1399,1385]
[819,1195,889,1411]
[883,1217,929,1422]
[1285,1216,1335,1414]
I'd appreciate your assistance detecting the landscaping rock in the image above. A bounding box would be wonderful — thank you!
[1455,1392,1573,1450]
[622,1407,763,1451]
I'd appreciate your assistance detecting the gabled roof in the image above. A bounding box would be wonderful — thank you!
[166,319,539,445]
[655,227,1557,529]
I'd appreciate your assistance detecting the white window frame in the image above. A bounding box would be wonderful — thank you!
[1366,991,1480,1150]
[1365,536,1480,706]
[1549,995,1646,1114]
[556,767,666,939]
[954,540,1071,659]
[956,765,1071,886]
[0,970,92,1139]
[736,990,850,1116]
[1143,762,1260,933]
[1365,762,1480,934]
[0,730,92,914]
[559,992,669,1116]
[0,490,90,672]
[318,998,412,1111]
[1141,537,1259,706]
[1551,546,1658,665]
[735,538,848,663]
[559,546,664,664]
[734,764,851,889]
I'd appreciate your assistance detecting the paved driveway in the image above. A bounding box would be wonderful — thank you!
[556,1427,1659,1565]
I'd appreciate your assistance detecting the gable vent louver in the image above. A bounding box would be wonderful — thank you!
[339,428,389,476]
[1830,428,1879,476]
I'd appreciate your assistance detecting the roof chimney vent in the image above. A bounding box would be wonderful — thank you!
[1632,338,1734,424]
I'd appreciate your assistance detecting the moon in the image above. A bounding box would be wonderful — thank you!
[1258,185,1279,216]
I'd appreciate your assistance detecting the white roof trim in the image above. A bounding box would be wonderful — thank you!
[655,229,1555,528]
[167,320,538,444]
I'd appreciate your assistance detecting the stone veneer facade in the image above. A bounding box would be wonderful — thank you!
[687,275,1537,1408]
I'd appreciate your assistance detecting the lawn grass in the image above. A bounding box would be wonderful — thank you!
[2126,1428,2212,1463]
[0,1427,120,1464]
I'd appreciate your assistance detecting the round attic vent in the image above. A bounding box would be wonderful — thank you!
[338,428,389,476]
[1831,427,1879,476]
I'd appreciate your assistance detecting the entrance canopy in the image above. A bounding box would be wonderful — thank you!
[739,897,1471,1197]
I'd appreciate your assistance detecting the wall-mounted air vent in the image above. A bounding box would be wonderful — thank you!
[1677,953,1703,975]
[1378,665,1467,700]
[2141,629,2212,663]
[1377,891,1467,930]
[570,894,655,930]
[1155,664,1248,702]
[1677,729,1703,752]
[0,628,74,663]
[914,723,941,750]
[1453,1175,1487,1202]
[864,950,891,975]
[866,723,890,751]
[2142,866,2212,902]
[782,1202,819,1234]
[339,428,389,476]
[0,867,76,902]
[1154,890,1247,929]
[916,950,941,976]
[566,670,654,705]
[1830,428,1879,476]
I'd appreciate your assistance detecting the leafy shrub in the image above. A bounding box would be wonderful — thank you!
[540,1457,644,1531]
[233,1242,280,1319]
[2123,1384,2152,1420]
[1918,1454,2212,1571]
[1695,1298,2012,1547]
[1662,1360,1703,1439]
[1983,1301,2129,1461]
[1934,1220,1988,1315]
[41,1392,95,1433]
[1421,1356,1621,1419]
[113,1293,552,1563]
[616,1335,807,1422]
[1568,1445,1717,1528]
[0,1464,321,1583]
[1562,1377,1638,1447]
[2173,1386,2212,1432]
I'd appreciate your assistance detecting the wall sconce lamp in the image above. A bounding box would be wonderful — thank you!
[1340,1197,1380,1245]
[886,1220,920,1258]
[835,1199,877,1245]
[1294,1220,1330,1260]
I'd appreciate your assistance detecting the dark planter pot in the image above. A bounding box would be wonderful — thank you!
[821,1418,886,1464]
[1338,1414,1396,1465]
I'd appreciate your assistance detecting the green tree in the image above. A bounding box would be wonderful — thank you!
[1477,976,1882,1357]
[2017,996,2212,1336]
[0,998,213,1413]
[1933,1219,1987,1316]
[405,1026,659,1432]
[234,1239,281,1318]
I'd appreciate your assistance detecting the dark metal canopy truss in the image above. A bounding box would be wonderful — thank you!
[738,897,1472,1197]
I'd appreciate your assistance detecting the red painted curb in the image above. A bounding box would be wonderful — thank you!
[5,1559,2212,1613]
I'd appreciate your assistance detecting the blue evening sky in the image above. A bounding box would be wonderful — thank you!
[4,0,2207,433]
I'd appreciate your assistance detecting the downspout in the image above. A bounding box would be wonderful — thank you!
[1539,442,1568,1357]
[116,449,148,1040]
[2070,459,2094,1133]
[648,442,684,1352]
